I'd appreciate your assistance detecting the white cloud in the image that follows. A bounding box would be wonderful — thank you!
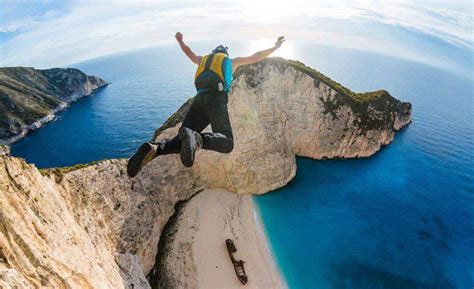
[1,0,472,77]
[350,1,473,49]
[0,17,39,33]
[44,9,60,18]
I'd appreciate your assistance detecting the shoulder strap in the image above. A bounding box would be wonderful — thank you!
[195,54,210,81]
[205,54,215,70]
[209,53,226,81]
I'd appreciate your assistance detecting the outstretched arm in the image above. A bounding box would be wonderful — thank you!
[232,36,285,71]
[175,32,201,65]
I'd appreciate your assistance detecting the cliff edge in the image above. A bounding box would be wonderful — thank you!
[0,67,108,144]
[152,58,411,194]
[0,58,411,288]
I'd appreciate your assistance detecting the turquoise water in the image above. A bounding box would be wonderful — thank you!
[11,44,473,288]
[254,46,474,288]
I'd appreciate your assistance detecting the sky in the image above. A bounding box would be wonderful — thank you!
[0,0,472,77]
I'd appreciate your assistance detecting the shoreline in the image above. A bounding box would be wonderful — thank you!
[155,188,287,288]
[1,103,66,145]
[250,196,288,289]
[1,86,108,146]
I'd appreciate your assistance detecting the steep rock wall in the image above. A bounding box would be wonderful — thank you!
[0,58,411,288]
[152,58,411,194]
[0,67,108,144]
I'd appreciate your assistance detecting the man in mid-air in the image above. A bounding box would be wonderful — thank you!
[127,32,285,178]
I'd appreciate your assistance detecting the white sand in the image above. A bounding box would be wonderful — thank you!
[167,188,287,289]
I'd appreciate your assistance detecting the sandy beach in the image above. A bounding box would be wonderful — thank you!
[156,188,287,289]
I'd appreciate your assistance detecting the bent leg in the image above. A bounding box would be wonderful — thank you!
[160,93,209,155]
[202,92,234,153]
[157,135,180,155]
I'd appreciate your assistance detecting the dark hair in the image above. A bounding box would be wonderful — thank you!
[212,45,229,56]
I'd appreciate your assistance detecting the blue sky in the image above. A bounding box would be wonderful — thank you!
[1,0,472,77]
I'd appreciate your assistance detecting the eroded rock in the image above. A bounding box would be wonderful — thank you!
[152,58,411,194]
[0,67,108,144]
[0,58,411,288]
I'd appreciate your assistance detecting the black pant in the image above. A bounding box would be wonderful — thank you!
[160,90,234,154]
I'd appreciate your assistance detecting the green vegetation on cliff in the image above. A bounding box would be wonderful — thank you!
[0,67,108,143]
[234,58,411,133]
[40,161,101,177]
[155,57,411,137]
[235,57,389,102]
[39,159,128,182]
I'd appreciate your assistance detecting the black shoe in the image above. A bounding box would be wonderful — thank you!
[179,127,202,167]
[127,142,158,178]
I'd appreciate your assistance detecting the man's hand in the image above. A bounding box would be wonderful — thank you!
[232,36,287,71]
[175,32,183,42]
[275,36,285,48]
[175,32,201,65]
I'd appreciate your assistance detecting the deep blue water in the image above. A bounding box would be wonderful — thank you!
[11,45,196,167]
[11,43,473,288]
[254,46,474,288]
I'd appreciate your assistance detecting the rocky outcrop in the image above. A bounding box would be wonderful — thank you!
[0,67,108,144]
[0,158,127,288]
[152,58,412,194]
[0,157,201,288]
[0,58,411,288]
[0,145,9,156]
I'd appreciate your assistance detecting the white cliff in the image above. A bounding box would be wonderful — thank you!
[0,58,411,288]
[152,58,411,194]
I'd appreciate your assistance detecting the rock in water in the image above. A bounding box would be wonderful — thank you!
[0,58,411,288]
[0,67,108,144]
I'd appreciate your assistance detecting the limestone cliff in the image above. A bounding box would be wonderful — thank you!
[152,58,411,194]
[0,67,108,144]
[0,58,411,288]
[0,157,198,288]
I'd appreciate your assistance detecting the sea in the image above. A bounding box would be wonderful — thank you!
[11,42,473,289]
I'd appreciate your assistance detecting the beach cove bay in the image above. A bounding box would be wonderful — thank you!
[11,43,474,289]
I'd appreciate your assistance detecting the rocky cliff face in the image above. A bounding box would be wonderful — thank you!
[152,58,411,194]
[0,67,108,144]
[0,157,198,288]
[0,58,411,288]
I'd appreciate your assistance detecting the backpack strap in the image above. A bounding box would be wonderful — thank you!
[204,54,215,70]
[194,54,211,81]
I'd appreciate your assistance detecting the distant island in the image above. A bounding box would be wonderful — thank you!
[0,58,411,288]
[0,67,108,144]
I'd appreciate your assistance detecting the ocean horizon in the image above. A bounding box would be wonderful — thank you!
[10,42,474,288]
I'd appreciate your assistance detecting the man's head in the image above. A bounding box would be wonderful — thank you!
[212,45,229,56]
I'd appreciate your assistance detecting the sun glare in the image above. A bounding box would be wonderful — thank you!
[247,39,296,60]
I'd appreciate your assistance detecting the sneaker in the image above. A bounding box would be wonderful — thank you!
[127,142,158,178]
[179,127,202,167]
